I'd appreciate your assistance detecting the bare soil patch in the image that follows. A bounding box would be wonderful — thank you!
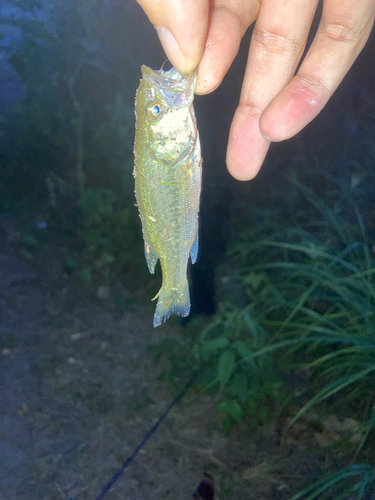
[0,217,329,500]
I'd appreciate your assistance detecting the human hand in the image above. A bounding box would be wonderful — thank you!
[136,0,375,181]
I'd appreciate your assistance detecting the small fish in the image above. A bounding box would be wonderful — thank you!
[133,64,202,327]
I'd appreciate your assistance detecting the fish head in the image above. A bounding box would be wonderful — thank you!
[135,65,198,164]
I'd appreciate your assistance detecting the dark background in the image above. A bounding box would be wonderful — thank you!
[0,1,374,309]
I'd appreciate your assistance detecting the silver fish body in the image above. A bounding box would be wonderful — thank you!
[133,65,202,327]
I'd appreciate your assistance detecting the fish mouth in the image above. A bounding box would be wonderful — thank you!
[141,64,197,95]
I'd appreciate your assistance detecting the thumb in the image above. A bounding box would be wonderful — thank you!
[137,0,209,75]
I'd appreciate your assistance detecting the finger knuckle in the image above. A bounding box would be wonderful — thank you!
[320,19,365,45]
[295,73,331,101]
[253,26,302,56]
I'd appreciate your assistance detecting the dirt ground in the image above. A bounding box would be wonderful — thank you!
[0,215,334,500]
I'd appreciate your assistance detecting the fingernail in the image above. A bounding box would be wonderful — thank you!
[261,132,272,141]
[155,27,186,74]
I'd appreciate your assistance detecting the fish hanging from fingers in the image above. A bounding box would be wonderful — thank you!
[133,64,202,327]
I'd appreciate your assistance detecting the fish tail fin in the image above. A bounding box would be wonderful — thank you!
[153,280,190,327]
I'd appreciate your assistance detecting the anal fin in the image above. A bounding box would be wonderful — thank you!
[189,229,199,264]
[144,241,158,274]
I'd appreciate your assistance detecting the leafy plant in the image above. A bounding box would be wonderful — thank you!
[191,307,287,433]
[290,464,375,500]
[75,188,144,283]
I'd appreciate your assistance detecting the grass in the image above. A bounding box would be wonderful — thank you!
[289,464,375,500]
[153,164,375,496]
[214,168,375,497]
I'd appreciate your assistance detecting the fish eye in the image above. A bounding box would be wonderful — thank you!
[146,102,161,119]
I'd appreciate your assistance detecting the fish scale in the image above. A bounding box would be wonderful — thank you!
[133,64,202,327]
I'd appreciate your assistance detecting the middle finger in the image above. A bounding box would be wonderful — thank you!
[241,0,320,108]
[227,0,319,179]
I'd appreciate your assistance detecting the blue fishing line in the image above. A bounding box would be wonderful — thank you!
[87,370,198,500]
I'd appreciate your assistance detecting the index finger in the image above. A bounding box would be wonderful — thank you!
[136,0,209,75]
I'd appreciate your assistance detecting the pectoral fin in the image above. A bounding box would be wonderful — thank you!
[189,229,199,264]
[144,241,158,274]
